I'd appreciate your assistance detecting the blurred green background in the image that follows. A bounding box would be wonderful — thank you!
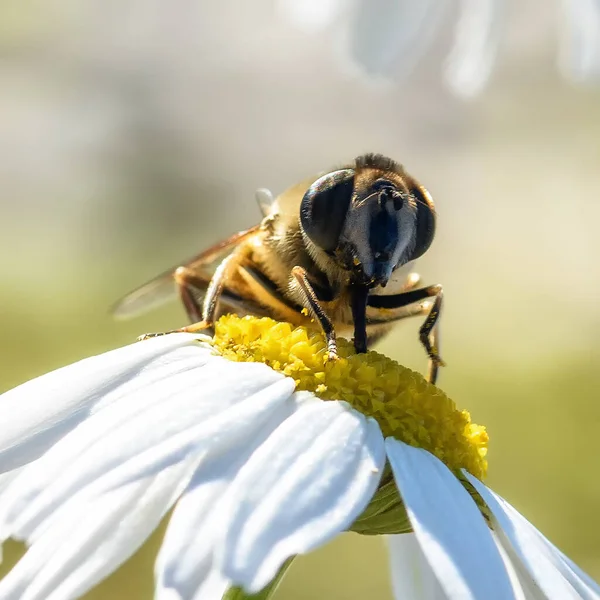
[1,1,600,598]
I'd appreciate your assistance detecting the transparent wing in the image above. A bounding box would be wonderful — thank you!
[111,265,191,319]
[111,226,260,319]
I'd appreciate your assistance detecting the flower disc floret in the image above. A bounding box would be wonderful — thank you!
[213,315,488,479]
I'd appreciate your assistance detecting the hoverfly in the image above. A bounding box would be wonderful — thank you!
[113,154,444,383]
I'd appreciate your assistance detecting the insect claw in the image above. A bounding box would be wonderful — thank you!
[137,332,166,341]
[136,321,211,342]
[326,351,340,362]
[429,351,446,368]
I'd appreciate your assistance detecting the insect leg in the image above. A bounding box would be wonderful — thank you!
[171,251,244,334]
[112,225,262,320]
[139,252,244,339]
[349,284,369,353]
[365,297,433,348]
[368,284,444,385]
[173,267,211,322]
[368,284,441,310]
[426,312,442,385]
[200,252,240,326]
[291,266,338,361]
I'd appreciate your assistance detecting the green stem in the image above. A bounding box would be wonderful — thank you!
[223,558,295,600]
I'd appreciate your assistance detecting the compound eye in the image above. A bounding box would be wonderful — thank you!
[300,168,355,253]
[409,186,436,260]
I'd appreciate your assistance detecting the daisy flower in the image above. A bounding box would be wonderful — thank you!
[278,0,600,97]
[0,315,597,600]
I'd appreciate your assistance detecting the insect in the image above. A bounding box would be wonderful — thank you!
[113,154,444,383]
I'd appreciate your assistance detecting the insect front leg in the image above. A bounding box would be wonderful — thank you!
[368,284,444,385]
[291,266,338,361]
[349,284,369,354]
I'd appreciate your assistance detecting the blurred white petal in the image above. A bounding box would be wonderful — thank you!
[385,439,516,600]
[278,0,346,33]
[387,533,447,599]
[444,0,504,97]
[220,400,385,593]
[464,471,600,599]
[559,0,600,81]
[347,0,450,77]
[0,334,208,472]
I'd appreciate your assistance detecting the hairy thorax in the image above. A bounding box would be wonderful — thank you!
[230,213,409,337]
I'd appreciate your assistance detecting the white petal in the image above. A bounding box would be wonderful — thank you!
[385,439,516,600]
[553,547,600,598]
[463,471,600,599]
[0,469,22,500]
[387,533,447,600]
[155,395,304,600]
[491,531,544,600]
[0,334,209,473]
[277,0,345,33]
[444,0,503,97]
[0,361,293,544]
[0,469,23,548]
[156,473,231,600]
[347,0,450,77]
[558,0,600,82]
[220,399,385,593]
[0,458,198,600]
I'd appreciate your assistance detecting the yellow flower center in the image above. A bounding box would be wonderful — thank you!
[212,315,488,479]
